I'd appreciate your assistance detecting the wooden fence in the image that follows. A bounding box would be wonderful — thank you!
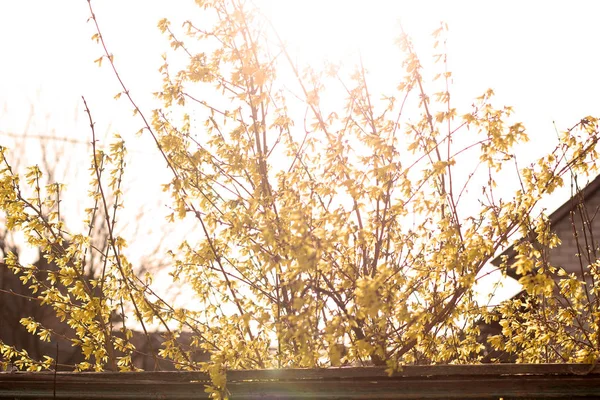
[1,364,600,399]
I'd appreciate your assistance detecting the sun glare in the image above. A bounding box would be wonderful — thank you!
[256,0,401,67]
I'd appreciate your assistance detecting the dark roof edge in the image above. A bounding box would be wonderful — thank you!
[490,173,600,279]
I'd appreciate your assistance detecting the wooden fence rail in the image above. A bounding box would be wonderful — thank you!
[1,364,600,399]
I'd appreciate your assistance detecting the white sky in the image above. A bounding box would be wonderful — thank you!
[1,1,598,177]
[1,1,600,301]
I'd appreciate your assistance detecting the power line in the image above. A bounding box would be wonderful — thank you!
[0,131,160,156]
[0,131,91,146]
